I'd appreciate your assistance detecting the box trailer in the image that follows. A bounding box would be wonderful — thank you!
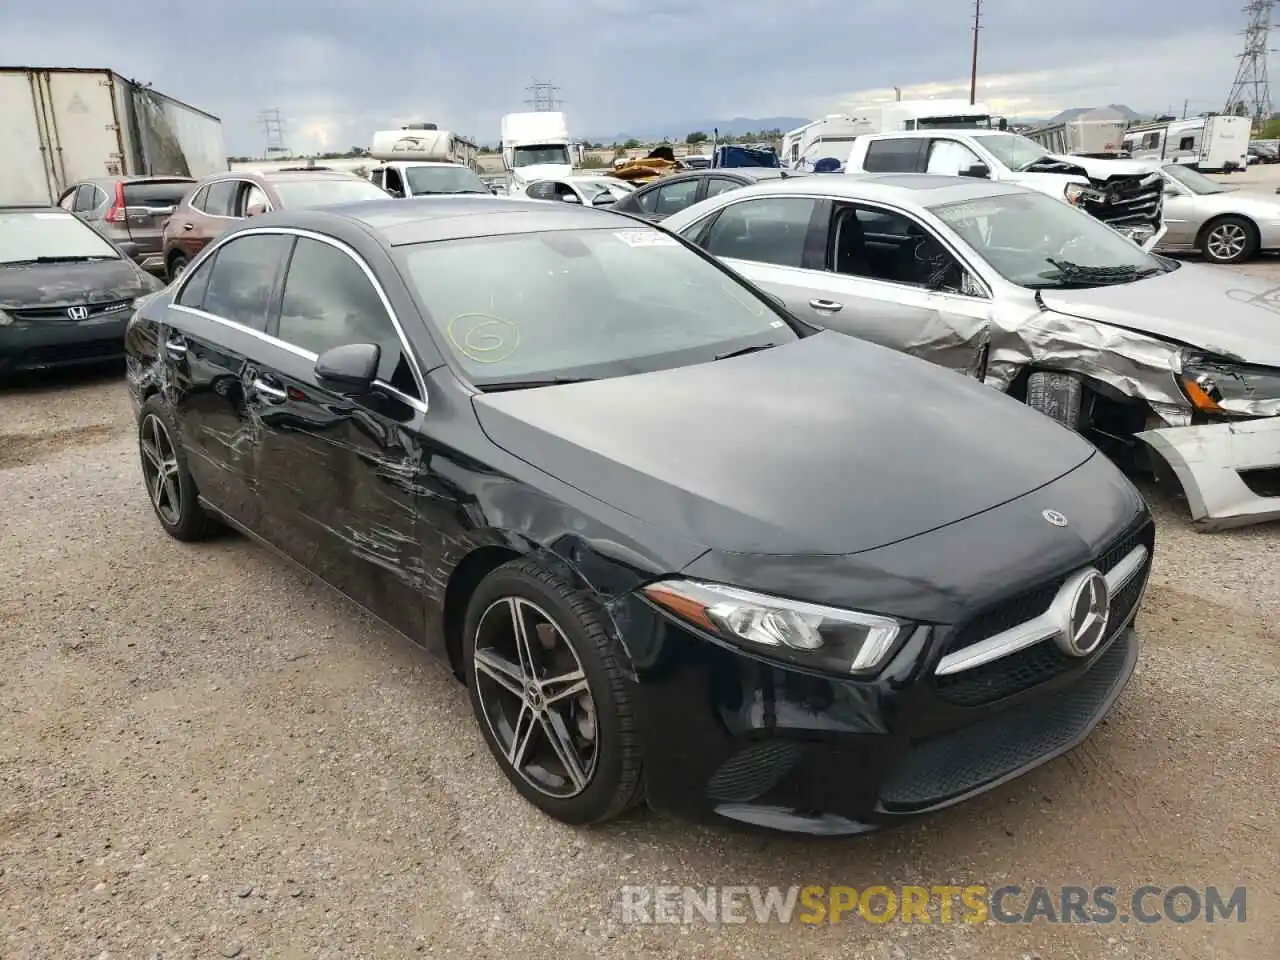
[0,66,227,205]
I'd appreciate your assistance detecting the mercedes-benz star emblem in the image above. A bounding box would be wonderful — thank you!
[66,306,89,321]
[1056,569,1111,657]
[1042,509,1068,527]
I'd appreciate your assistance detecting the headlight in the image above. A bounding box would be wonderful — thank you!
[1064,183,1087,205]
[1179,354,1280,416]
[641,579,905,675]
[0,308,12,327]
[1114,223,1157,246]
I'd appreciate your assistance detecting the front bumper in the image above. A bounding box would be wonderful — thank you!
[1137,417,1280,528]
[624,535,1148,835]
[0,315,129,374]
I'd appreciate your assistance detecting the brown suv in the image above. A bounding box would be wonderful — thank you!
[160,168,389,280]
[57,175,195,276]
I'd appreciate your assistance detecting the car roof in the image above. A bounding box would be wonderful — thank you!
[705,172,1026,206]
[251,196,646,246]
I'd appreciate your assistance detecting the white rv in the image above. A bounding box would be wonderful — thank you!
[1025,107,1128,158]
[366,125,492,198]
[782,100,1002,170]
[1121,116,1251,173]
[500,112,573,191]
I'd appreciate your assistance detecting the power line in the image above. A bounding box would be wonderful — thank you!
[523,80,563,112]
[258,108,289,156]
[1225,0,1275,127]
[969,0,982,106]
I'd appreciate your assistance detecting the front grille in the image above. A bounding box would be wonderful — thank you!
[11,299,133,323]
[19,340,125,366]
[706,741,803,803]
[880,631,1134,811]
[1083,175,1163,227]
[934,520,1153,706]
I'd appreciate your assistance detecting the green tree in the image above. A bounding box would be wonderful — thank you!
[623,138,641,149]
[685,131,709,144]
[1260,117,1280,139]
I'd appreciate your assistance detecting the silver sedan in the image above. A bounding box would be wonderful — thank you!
[1157,162,1280,264]
[661,173,1280,528]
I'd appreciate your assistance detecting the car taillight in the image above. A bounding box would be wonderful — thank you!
[104,182,126,223]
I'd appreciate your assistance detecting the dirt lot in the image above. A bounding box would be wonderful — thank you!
[1,260,1278,960]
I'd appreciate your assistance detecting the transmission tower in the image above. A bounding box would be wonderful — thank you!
[523,80,563,112]
[1225,0,1275,126]
[259,108,289,156]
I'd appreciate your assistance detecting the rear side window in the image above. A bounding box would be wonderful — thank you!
[123,181,192,208]
[202,180,238,217]
[201,234,293,330]
[700,197,818,268]
[703,177,743,199]
[176,253,216,308]
[863,138,926,173]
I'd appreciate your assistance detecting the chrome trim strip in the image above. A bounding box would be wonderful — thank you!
[167,225,428,413]
[935,545,1149,676]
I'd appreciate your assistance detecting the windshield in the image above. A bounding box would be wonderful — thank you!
[0,210,120,264]
[1162,164,1229,195]
[930,191,1167,289]
[398,227,797,386]
[512,145,571,168]
[972,133,1054,171]
[271,177,390,208]
[405,165,489,195]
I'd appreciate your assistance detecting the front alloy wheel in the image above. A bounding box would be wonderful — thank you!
[473,597,598,798]
[463,559,644,824]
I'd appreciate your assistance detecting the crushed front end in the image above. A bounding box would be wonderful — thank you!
[1070,171,1165,249]
[1137,356,1280,528]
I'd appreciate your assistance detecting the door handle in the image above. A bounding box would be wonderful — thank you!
[251,377,288,403]
[181,223,194,231]
[809,298,844,312]
[164,334,188,356]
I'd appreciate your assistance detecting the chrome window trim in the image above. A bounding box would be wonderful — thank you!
[192,177,252,220]
[935,545,1149,676]
[686,191,995,300]
[167,226,428,413]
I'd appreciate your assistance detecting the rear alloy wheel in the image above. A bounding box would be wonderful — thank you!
[1201,216,1258,265]
[138,398,216,541]
[167,254,189,282]
[463,559,644,824]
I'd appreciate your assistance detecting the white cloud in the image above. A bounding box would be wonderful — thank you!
[806,30,1242,121]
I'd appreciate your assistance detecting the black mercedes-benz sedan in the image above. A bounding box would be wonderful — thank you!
[124,196,1154,835]
[1,205,165,375]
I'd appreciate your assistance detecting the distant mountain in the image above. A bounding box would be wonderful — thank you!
[583,116,810,144]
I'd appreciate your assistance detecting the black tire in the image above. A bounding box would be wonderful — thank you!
[1200,215,1258,265]
[462,557,644,825]
[137,396,217,542]
[167,253,189,283]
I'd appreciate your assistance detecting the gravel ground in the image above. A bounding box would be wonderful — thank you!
[2,260,1278,959]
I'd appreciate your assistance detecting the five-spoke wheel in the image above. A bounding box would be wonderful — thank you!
[136,397,215,541]
[463,559,645,824]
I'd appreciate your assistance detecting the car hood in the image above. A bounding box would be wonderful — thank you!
[0,258,155,311]
[1039,262,1280,366]
[472,332,1098,556]
[1046,153,1157,178]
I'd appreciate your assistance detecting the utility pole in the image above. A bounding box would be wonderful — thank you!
[1225,0,1275,129]
[1182,99,1189,119]
[969,0,982,106]
[523,80,563,112]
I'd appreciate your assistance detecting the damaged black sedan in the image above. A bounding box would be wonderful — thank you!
[124,197,1154,835]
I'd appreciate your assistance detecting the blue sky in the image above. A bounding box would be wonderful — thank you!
[2,1,1251,154]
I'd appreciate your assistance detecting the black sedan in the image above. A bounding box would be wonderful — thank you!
[125,197,1153,835]
[609,168,805,222]
[1,205,165,375]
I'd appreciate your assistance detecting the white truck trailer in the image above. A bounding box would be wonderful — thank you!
[500,112,573,191]
[1121,116,1252,173]
[0,66,226,205]
[1025,108,1128,158]
[366,125,493,197]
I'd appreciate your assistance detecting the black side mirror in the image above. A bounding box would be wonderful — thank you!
[960,163,990,180]
[315,342,380,394]
[386,187,404,199]
[591,194,615,206]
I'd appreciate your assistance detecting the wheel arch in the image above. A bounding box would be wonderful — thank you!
[1196,212,1259,254]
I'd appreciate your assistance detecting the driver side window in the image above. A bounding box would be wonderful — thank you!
[829,203,981,295]
[384,168,405,196]
[926,140,983,177]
